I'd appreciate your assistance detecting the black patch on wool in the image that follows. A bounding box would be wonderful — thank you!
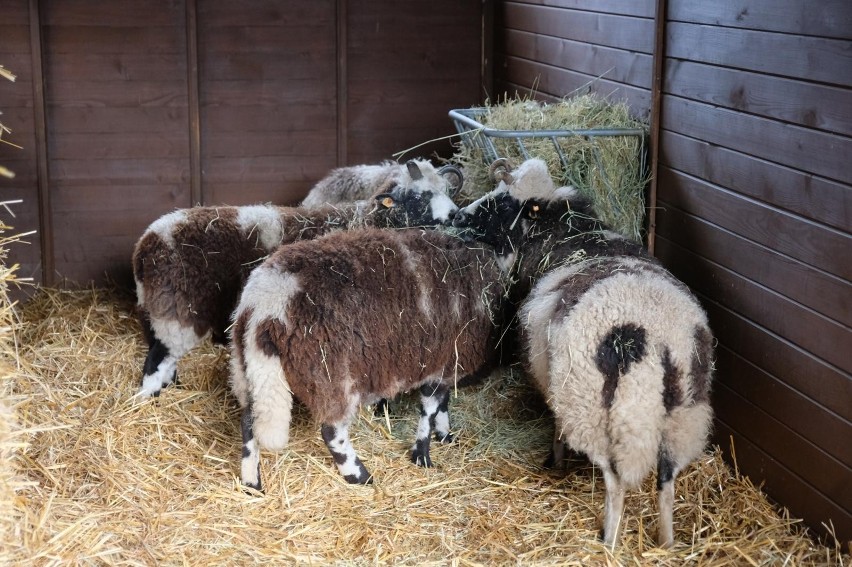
[657,447,675,491]
[661,347,684,413]
[596,324,647,408]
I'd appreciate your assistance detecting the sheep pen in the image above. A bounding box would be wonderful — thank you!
[1,284,848,565]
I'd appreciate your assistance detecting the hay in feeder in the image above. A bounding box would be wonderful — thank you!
[0,283,848,565]
[452,93,649,242]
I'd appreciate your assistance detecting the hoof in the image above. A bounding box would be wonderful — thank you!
[434,431,454,444]
[343,473,373,485]
[411,451,433,468]
[242,480,263,494]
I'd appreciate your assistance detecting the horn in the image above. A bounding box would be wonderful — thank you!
[488,158,515,185]
[406,160,424,180]
[437,164,464,199]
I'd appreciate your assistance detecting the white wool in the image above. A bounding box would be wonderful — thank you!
[237,205,284,252]
[146,209,188,247]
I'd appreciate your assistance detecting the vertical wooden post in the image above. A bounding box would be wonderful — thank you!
[647,0,667,255]
[481,0,494,102]
[29,0,53,286]
[336,0,348,167]
[186,0,202,206]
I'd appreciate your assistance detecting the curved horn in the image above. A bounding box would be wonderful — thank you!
[437,164,464,199]
[406,160,424,180]
[488,158,515,185]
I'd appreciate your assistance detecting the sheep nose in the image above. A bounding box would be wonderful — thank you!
[451,210,467,227]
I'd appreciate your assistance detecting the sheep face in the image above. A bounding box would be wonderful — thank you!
[451,188,534,256]
[374,183,458,227]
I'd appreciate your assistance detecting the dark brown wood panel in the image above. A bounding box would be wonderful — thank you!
[664,59,852,137]
[666,22,851,87]
[657,167,851,281]
[655,236,850,374]
[660,132,850,232]
[713,384,851,515]
[198,0,337,206]
[502,3,654,53]
[668,0,851,39]
[714,422,852,547]
[509,0,653,18]
[501,56,651,115]
[504,30,652,88]
[345,1,483,165]
[701,299,851,425]
[656,206,851,327]
[662,97,852,185]
[715,345,852,469]
[0,0,43,285]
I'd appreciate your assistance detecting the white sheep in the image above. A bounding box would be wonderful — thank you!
[452,158,714,547]
[230,226,506,489]
[133,182,458,398]
[300,159,463,208]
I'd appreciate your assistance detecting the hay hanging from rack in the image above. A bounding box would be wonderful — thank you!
[452,93,650,242]
[0,283,848,564]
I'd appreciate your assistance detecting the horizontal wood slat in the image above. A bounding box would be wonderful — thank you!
[662,96,852,185]
[505,0,654,18]
[666,22,852,87]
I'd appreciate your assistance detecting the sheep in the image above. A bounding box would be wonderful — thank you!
[451,158,714,547]
[300,159,463,208]
[229,226,506,489]
[133,181,458,399]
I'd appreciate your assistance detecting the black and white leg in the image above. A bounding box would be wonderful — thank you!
[139,337,178,397]
[240,405,262,491]
[656,448,679,548]
[601,463,626,547]
[321,422,372,484]
[411,382,449,468]
[432,388,454,444]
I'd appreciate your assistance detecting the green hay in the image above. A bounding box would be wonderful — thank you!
[452,93,650,242]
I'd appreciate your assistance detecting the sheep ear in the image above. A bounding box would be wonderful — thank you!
[406,160,424,180]
[375,194,396,209]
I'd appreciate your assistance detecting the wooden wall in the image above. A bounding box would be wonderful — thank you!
[495,0,851,546]
[0,0,485,288]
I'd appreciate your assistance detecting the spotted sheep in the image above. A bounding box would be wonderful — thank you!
[230,226,507,490]
[132,179,458,399]
[300,158,463,209]
[451,158,714,547]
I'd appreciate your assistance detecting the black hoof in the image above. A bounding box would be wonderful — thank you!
[373,398,389,417]
[343,473,373,485]
[411,451,433,468]
[242,481,263,493]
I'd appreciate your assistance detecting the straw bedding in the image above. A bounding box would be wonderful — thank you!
[0,282,846,566]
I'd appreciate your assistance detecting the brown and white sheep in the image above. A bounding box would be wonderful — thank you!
[300,158,463,208]
[230,227,506,489]
[451,158,714,547]
[133,181,457,398]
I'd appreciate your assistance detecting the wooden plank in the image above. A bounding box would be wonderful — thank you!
[198,80,337,107]
[714,422,852,546]
[715,345,852,468]
[29,0,52,286]
[655,236,851,373]
[336,0,347,166]
[204,131,336,158]
[664,59,852,136]
[700,299,851,421]
[199,51,336,82]
[185,0,201,205]
[50,132,189,159]
[42,0,183,26]
[50,183,189,213]
[197,25,335,54]
[41,26,184,55]
[657,166,852,280]
[201,156,333,184]
[668,0,852,40]
[647,0,666,254]
[655,206,852,327]
[204,182,316,208]
[660,131,851,232]
[503,29,653,88]
[501,56,652,114]
[44,53,187,83]
[662,96,852,185]
[501,3,655,53]
[49,107,190,134]
[198,0,334,28]
[203,106,336,134]
[505,0,654,18]
[48,158,190,186]
[713,384,851,516]
[666,22,851,87]
[45,81,189,107]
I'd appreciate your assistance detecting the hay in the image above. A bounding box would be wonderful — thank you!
[0,285,848,565]
[451,93,649,242]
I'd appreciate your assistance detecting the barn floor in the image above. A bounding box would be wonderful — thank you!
[1,286,848,565]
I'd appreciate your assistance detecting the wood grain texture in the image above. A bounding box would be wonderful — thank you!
[506,0,654,18]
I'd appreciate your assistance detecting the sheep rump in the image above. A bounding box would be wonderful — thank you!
[230,227,505,489]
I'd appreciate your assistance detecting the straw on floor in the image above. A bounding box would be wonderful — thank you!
[1,281,848,565]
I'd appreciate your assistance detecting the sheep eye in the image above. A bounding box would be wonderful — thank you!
[381,197,395,208]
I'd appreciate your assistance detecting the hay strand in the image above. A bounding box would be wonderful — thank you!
[0,283,848,564]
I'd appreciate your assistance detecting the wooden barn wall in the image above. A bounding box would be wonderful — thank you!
[494,0,852,545]
[0,0,485,288]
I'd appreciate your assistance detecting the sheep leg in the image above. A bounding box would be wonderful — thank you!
[432,387,454,443]
[139,338,179,398]
[321,423,372,484]
[240,404,262,491]
[544,420,567,469]
[411,382,449,467]
[601,465,626,547]
[657,450,678,548]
